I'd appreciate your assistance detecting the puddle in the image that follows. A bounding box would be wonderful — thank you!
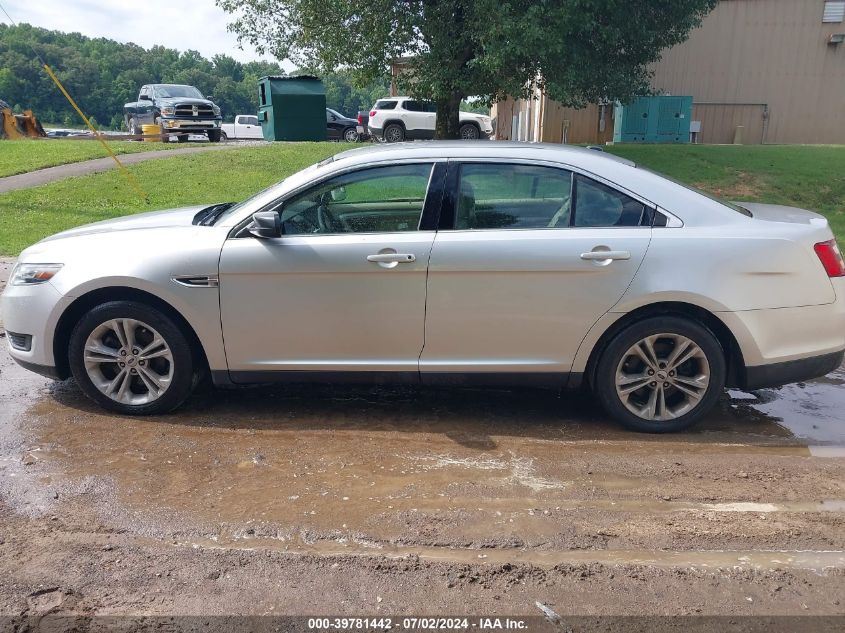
[726,366,845,444]
[178,535,845,573]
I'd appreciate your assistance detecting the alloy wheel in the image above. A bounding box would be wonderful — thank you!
[614,333,710,422]
[385,126,403,142]
[83,318,174,405]
[460,125,479,140]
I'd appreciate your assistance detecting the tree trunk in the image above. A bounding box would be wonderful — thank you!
[434,92,462,139]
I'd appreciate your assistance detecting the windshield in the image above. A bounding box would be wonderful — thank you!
[155,85,203,99]
[206,155,337,225]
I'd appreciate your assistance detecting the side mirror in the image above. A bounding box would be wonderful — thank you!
[140,95,151,101]
[206,95,214,101]
[249,211,282,238]
[331,115,337,121]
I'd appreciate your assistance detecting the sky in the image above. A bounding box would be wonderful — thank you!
[1,0,294,68]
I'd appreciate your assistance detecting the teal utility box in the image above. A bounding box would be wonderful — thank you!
[257,75,326,141]
[613,96,692,143]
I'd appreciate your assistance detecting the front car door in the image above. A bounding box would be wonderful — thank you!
[420,161,653,382]
[219,161,445,380]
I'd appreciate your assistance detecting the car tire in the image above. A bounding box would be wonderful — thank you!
[383,123,405,143]
[208,130,222,143]
[459,123,480,140]
[220,131,229,142]
[68,301,197,415]
[128,117,140,138]
[594,316,726,433]
[158,122,170,142]
[343,127,359,142]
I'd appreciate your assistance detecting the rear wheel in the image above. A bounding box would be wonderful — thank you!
[68,301,196,415]
[128,117,140,138]
[383,123,405,143]
[594,316,725,433]
[343,127,359,142]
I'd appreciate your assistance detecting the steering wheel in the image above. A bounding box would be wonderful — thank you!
[317,204,341,233]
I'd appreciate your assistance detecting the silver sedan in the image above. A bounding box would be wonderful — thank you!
[3,143,844,432]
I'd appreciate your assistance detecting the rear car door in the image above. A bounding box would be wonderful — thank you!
[219,161,445,378]
[420,161,653,379]
[326,109,342,140]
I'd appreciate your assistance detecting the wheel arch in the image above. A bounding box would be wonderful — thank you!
[582,302,746,391]
[53,286,210,380]
[381,119,406,133]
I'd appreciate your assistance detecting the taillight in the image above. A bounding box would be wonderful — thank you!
[369,110,376,118]
[814,239,845,277]
[357,114,363,124]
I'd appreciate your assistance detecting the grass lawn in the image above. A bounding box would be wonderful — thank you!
[0,142,843,256]
[606,144,845,238]
[0,138,207,178]
[0,143,344,254]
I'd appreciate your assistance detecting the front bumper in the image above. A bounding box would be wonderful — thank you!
[161,117,222,131]
[1,279,67,377]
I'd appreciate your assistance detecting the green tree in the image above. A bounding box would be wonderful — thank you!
[216,0,717,139]
[0,22,286,129]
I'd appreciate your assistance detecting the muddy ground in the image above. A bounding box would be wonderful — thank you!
[0,260,843,631]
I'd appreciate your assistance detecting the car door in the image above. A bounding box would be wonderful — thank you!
[401,100,428,138]
[246,116,262,138]
[326,109,342,140]
[420,161,653,380]
[219,161,445,379]
[138,86,155,124]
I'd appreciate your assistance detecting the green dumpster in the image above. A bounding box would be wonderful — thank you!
[257,75,326,141]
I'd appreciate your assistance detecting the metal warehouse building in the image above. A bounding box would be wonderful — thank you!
[493,0,845,144]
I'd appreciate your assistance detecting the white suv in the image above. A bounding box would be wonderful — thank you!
[368,97,493,142]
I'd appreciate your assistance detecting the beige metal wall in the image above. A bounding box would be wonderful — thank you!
[652,0,845,144]
[496,0,845,145]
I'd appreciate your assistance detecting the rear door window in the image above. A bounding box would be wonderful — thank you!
[375,100,398,110]
[454,163,573,229]
[573,176,647,227]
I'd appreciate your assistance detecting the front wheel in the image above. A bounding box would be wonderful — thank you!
[207,130,222,143]
[68,301,197,415]
[594,316,726,433]
[459,123,480,140]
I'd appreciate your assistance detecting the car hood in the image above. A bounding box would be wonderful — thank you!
[39,206,209,243]
[158,97,214,106]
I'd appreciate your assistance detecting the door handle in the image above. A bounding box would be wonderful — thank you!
[580,250,631,261]
[367,253,416,263]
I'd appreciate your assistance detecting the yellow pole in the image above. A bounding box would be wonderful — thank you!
[42,63,149,203]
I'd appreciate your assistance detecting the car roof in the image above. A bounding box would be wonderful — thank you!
[333,141,636,168]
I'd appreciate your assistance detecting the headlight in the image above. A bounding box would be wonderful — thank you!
[161,106,175,116]
[11,263,63,286]
[212,105,221,116]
